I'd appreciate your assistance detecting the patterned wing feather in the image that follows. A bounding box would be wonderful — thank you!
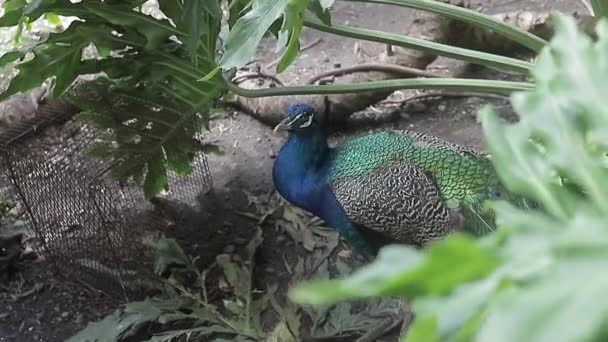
[330,162,462,246]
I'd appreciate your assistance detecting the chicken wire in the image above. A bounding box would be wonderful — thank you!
[0,99,213,300]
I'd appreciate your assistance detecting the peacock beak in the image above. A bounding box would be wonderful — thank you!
[273,116,296,133]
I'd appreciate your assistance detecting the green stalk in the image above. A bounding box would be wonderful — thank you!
[345,0,547,52]
[304,17,533,73]
[226,77,534,97]
[591,0,608,18]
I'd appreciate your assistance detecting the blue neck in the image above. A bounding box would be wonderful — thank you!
[273,129,329,208]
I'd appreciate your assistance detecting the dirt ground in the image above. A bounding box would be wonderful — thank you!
[0,1,586,341]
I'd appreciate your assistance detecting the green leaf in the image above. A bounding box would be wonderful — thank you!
[307,0,332,25]
[591,0,608,19]
[227,0,254,28]
[0,26,87,101]
[143,151,168,199]
[203,0,222,18]
[44,12,62,27]
[84,2,176,50]
[0,8,23,27]
[0,51,20,68]
[404,316,439,342]
[219,0,290,69]
[158,0,183,25]
[275,0,307,73]
[2,0,27,13]
[478,265,608,342]
[152,238,192,275]
[289,235,498,305]
[481,14,608,218]
[182,0,205,58]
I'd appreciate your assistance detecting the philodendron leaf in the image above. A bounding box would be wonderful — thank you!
[182,0,206,59]
[0,27,87,101]
[275,0,308,73]
[0,51,20,68]
[83,2,175,50]
[307,0,332,25]
[2,0,27,13]
[219,0,290,69]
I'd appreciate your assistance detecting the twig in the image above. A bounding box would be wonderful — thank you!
[232,72,285,86]
[307,63,439,85]
[265,38,323,70]
[381,91,510,105]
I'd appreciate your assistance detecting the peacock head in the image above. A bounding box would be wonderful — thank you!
[273,103,321,134]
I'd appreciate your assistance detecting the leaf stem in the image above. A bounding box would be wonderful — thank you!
[303,17,533,73]
[590,0,608,18]
[226,77,534,97]
[343,0,547,52]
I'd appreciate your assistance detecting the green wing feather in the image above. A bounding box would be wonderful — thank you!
[327,130,504,239]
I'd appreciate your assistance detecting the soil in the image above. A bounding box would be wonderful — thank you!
[0,1,586,341]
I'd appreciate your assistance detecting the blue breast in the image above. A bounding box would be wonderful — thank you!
[273,136,377,256]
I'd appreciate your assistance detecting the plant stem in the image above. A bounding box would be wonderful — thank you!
[226,77,534,97]
[344,0,547,52]
[590,0,608,18]
[303,17,533,73]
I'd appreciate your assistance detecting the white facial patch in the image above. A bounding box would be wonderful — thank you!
[299,114,313,128]
[287,114,303,126]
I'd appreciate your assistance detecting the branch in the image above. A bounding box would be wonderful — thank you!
[307,64,439,84]
[232,72,285,86]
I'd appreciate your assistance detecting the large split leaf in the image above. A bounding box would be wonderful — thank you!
[275,0,308,73]
[219,0,296,69]
[0,0,224,198]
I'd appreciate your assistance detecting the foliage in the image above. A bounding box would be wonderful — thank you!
[0,0,553,197]
[67,231,272,342]
[68,198,403,341]
[591,0,608,19]
[290,14,608,342]
[0,0,225,198]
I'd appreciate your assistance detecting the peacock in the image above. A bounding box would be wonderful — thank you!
[272,103,532,258]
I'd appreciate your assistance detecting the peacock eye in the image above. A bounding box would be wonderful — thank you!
[299,114,314,128]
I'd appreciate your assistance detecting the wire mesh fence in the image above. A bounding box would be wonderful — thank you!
[0,98,213,301]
